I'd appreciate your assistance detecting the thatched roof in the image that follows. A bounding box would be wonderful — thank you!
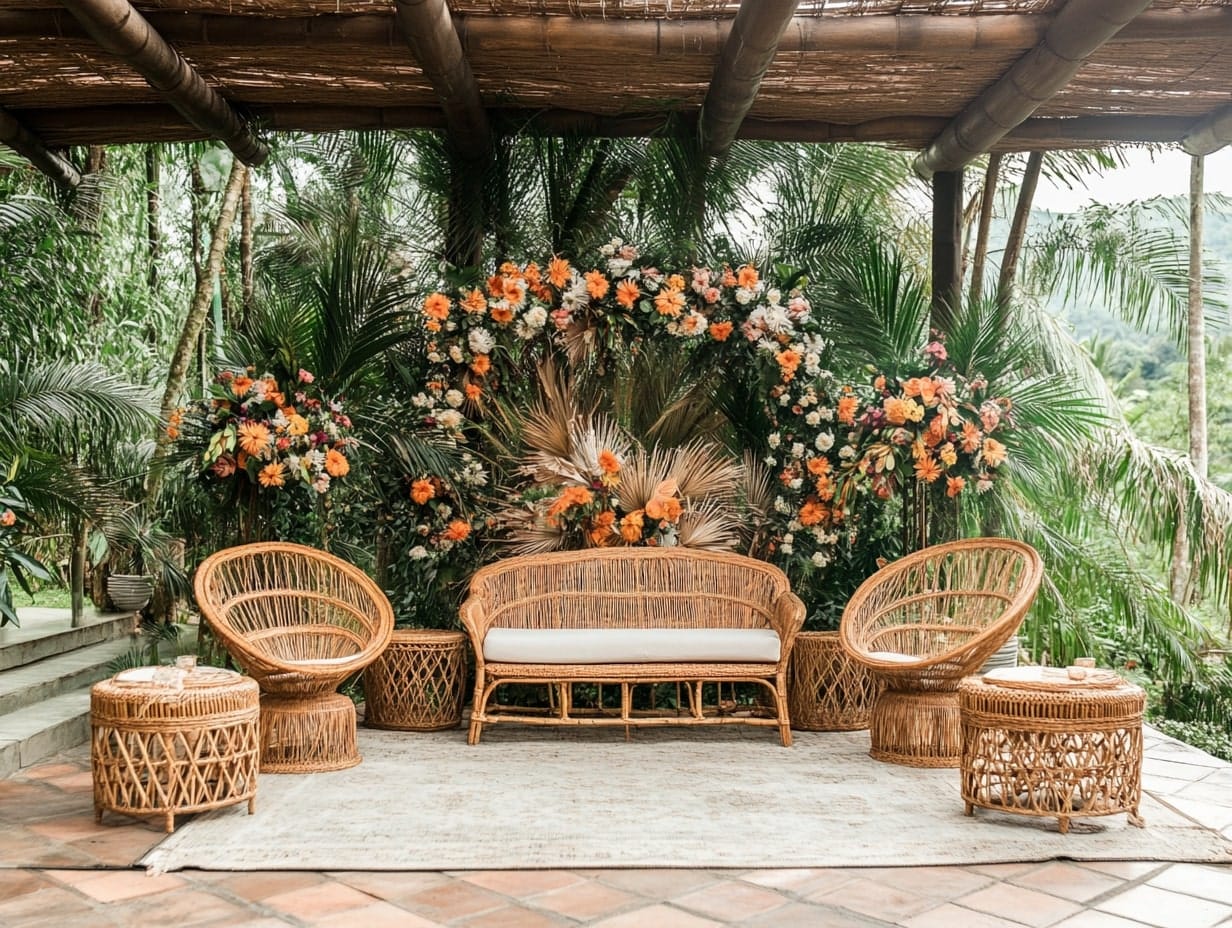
[2,0,1231,186]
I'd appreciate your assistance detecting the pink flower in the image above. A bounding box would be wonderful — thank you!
[298,369,315,383]
[703,287,721,304]
[925,340,948,363]
[0,509,15,527]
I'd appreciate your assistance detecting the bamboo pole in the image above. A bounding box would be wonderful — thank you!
[0,107,81,190]
[698,0,801,162]
[393,0,490,157]
[931,170,963,336]
[58,0,268,166]
[1182,105,1232,157]
[913,0,1153,179]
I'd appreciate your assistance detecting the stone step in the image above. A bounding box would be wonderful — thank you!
[0,609,134,672]
[0,688,92,779]
[0,637,140,717]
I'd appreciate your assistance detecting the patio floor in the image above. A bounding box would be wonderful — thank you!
[2,729,1231,927]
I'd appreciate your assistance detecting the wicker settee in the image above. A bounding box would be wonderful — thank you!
[460,547,806,746]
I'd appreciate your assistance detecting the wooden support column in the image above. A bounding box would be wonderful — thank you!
[0,107,81,189]
[914,0,1152,179]
[393,0,490,156]
[931,170,963,335]
[699,0,802,162]
[59,0,268,165]
[1182,105,1232,157]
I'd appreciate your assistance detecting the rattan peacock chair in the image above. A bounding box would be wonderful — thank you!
[194,542,394,773]
[839,538,1043,768]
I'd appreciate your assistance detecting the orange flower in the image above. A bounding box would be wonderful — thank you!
[287,414,309,436]
[460,288,487,315]
[589,509,617,545]
[423,292,451,321]
[524,262,542,288]
[960,420,983,453]
[914,455,942,483]
[938,442,958,467]
[982,437,1008,467]
[616,279,640,309]
[548,256,571,288]
[775,349,801,381]
[619,510,644,543]
[946,476,966,498]
[231,375,254,397]
[736,264,759,289]
[490,305,514,325]
[598,449,621,475]
[884,397,908,426]
[425,320,441,333]
[901,377,924,398]
[546,485,594,524]
[585,270,610,299]
[924,414,947,447]
[465,383,483,402]
[442,520,471,542]
[258,462,286,488]
[806,457,830,477]
[486,274,504,299]
[799,500,826,527]
[0,509,16,527]
[654,288,685,317]
[237,421,271,457]
[324,449,350,477]
[837,394,859,425]
[502,278,525,306]
[165,425,179,440]
[411,479,436,505]
[679,313,705,335]
[644,479,681,523]
[470,354,491,376]
[708,321,733,342]
[873,375,886,392]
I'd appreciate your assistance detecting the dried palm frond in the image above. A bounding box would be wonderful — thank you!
[499,503,570,556]
[570,413,632,475]
[675,499,741,551]
[520,358,581,461]
[616,445,671,511]
[669,440,741,502]
[737,449,775,557]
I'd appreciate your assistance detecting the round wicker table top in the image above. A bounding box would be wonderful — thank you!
[92,666,260,721]
[962,666,1146,723]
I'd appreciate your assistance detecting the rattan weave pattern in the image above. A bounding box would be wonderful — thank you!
[91,669,259,834]
[194,542,394,773]
[787,631,880,731]
[460,547,805,746]
[959,672,1146,834]
[839,538,1043,767]
[363,629,468,732]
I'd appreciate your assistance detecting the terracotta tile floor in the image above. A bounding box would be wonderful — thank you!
[2,730,1231,927]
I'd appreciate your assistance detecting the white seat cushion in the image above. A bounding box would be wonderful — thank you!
[866,650,923,664]
[482,628,781,664]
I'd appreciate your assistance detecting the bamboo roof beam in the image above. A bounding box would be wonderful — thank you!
[57,0,268,166]
[913,0,1153,180]
[1182,105,1232,157]
[699,0,801,161]
[0,108,81,190]
[393,0,491,157]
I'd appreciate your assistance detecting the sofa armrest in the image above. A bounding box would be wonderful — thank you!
[459,596,488,669]
[770,591,806,671]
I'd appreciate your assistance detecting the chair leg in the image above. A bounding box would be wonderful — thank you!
[776,673,793,747]
[467,669,486,745]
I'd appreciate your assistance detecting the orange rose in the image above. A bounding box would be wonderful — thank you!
[708,321,733,342]
[736,264,759,289]
[460,288,487,315]
[598,449,621,475]
[0,509,16,527]
[490,305,514,324]
[619,511,644,543]
[775,349,801,381]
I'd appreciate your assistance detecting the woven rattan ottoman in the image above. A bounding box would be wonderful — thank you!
[959,666,1145,834]
[788,631,880,731]
[91,666,260,833]
[363,629,467,731]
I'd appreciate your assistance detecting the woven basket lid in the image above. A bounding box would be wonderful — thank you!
[983,665,1125,691]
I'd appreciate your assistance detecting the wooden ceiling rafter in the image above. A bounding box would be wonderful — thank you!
[57,0,269,166]
[0,107,81,190]
[912,0,1155,180]
[393,0,491,157]
[698,0,801,161]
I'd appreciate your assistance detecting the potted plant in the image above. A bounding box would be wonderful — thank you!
[103,505,187,614]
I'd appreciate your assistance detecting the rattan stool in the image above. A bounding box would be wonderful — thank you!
[91,666,259,833]
[363,629,467,731]
[788,631,880,731]
[959,667,1146,834]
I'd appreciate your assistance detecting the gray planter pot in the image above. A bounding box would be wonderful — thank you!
[107,574,154,612]
[980,636,1021,675]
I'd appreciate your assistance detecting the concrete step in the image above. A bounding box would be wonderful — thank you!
[0,688,92,779]
[0,637,140,717]
[0,609,134,672]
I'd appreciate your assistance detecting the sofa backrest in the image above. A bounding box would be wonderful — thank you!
[469,547,789,632]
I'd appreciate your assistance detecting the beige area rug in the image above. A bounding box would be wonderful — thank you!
[141,727,1232,873]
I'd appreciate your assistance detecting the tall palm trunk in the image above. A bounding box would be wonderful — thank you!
[997,152,1043,304]
[146,145,160,291]
[968,153,1002,304]
[146,160,248,505]
[1172,155,1207,605]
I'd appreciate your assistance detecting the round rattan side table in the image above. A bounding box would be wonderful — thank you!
[91,666,260,834]
[959,667,1146,834]
[788,631,881,731]
[363,629,468,731]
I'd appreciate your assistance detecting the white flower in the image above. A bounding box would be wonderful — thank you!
[804,352,821,376]
[608,257,632,276]
[445,389,465,408]
[816,406,834,421]
[805,411,821,427]
[448,345,465,364]
[815,432,835,452]
[408,545,429,560]
[411,393,430,408]
[811,551,830,567]
[838,445,857,460]
[468,328,495,355]
[783,533,794,544]
[779,393,791,406]
[767,287,782,306]
[313,475,330,495]
[735,288,754,305]
[763,455,777,468]
[437,409,463,430]
[444,321,457,332]
[790,442,805,459]
[788,478,803,490]
[780,543,794,556]
[767,432,782,449]
[773,496,792,515]
[427,351,444,364]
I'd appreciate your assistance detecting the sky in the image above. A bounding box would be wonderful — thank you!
[1032,147,1232,212]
